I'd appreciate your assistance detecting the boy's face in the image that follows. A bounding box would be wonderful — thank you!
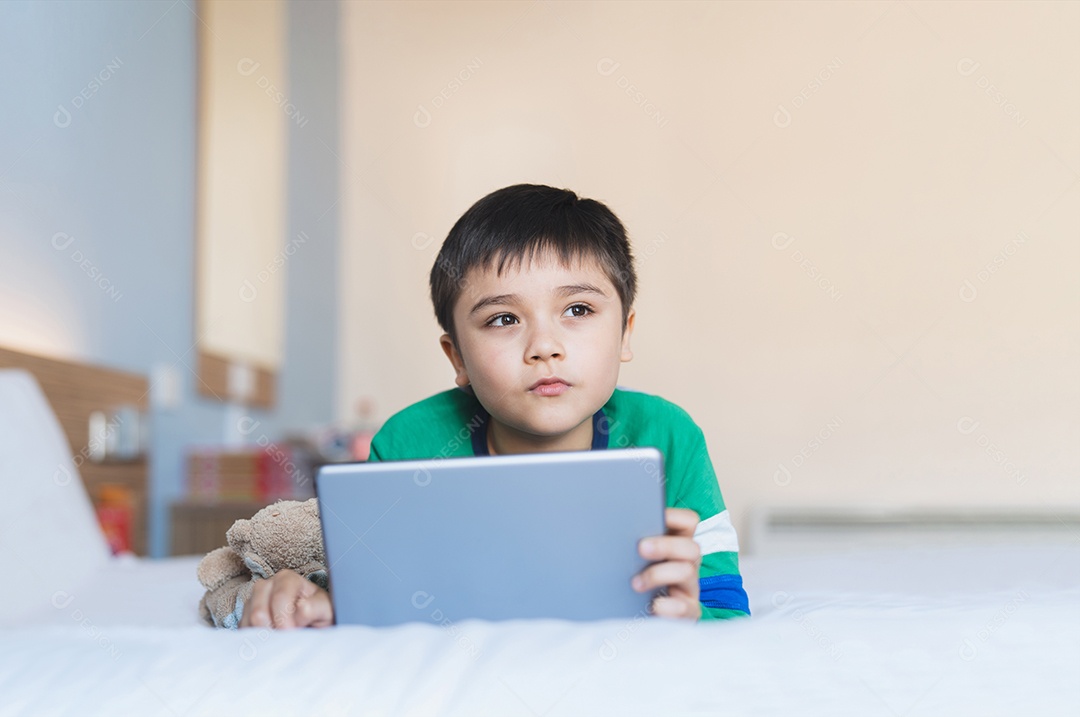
[440,251,635,453]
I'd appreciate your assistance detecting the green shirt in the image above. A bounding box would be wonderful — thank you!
[369,387,749,620]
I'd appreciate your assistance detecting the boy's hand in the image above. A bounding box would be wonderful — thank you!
[633,508,702,620]
[240,569,334,629]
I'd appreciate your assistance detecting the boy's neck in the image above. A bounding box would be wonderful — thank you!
[487,418,593,455]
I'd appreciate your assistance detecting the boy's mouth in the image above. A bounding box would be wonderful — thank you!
[529,377,570,396]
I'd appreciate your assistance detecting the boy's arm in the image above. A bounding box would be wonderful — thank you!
[698,561,751,619]
[695,531,750,618]
[667,422,750,620]
[702,606,751,620]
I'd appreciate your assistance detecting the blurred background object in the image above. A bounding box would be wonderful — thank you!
[0,0,1076,557]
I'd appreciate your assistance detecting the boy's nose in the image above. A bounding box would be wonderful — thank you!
[525,323,564,362]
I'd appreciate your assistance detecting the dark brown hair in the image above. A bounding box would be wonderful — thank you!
[430,184,636,343]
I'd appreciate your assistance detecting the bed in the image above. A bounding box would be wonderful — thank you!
[1,369,1077,716]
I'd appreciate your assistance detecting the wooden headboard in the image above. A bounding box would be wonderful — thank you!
[0,345,149,555]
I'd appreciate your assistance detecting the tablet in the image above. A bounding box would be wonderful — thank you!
[315,448,666,626]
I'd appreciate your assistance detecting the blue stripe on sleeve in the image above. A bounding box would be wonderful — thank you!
[699,574,750,615]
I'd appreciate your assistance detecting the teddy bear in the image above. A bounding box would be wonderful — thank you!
[197,498,327,629]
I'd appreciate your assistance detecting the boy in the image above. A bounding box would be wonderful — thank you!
[241,184,749,628]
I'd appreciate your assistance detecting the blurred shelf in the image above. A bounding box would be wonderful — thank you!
[170,499,270,556]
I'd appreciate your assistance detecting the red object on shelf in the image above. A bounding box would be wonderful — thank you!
[186,444,311,502]
[96,484,132,554]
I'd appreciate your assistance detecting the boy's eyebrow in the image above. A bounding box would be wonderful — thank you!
[555,283,609,299]
[469,294,517,315]
[468,283,610,316]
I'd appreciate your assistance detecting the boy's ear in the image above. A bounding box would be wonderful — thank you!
[439,333,471,387]
[620,308,635,363]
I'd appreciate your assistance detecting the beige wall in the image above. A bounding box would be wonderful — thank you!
[197,0,287,370]
[339,0,1079,539]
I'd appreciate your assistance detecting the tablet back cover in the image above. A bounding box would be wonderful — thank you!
[316,448,666,626]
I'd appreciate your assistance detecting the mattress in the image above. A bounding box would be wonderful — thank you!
[2,543,1076,716]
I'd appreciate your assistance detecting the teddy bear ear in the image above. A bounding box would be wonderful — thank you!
[226,518,252,546]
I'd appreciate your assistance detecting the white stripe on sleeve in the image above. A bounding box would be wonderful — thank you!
[693,509,739,555]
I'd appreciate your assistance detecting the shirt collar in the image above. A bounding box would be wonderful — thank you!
[470,405,610,455]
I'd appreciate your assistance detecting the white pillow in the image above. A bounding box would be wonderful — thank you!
[0,369,111,625]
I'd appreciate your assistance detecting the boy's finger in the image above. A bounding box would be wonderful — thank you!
[270,583,305,629]
[651,595,700,619]
[295,590,333,627]
[293,595,318,627]
[241,578,271,628]
[632,559,696,592]
[664,508,699,536]
[639,535,701,563]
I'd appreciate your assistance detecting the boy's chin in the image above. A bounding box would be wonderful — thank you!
[504,416,596,445]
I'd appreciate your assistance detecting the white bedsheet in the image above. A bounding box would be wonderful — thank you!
[4,370,1073,715]
[2,544,1077,716]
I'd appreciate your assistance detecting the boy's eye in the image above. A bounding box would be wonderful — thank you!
[487,313,518,327]
[564,304,592,318]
